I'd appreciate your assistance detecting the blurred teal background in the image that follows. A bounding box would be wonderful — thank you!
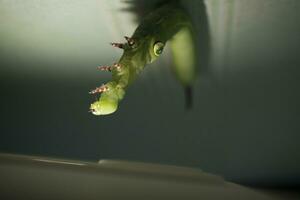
[0,0,299,187]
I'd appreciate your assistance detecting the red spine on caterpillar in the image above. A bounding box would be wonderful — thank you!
[89,84,109,94]
[110,42,124,49]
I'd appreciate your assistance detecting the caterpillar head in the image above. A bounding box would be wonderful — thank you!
[89,100,117,115]
[89,82,124,115]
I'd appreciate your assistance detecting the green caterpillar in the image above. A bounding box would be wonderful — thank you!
[89,3,197,115]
